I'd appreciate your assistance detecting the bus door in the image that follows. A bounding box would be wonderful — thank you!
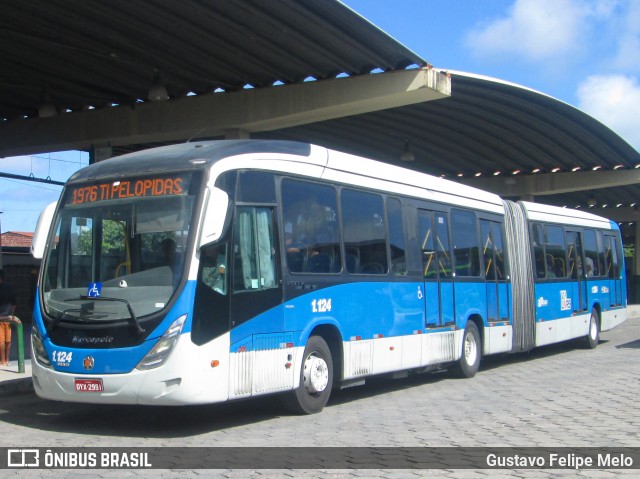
[418,210,454,327]
[566,231,588,313]
[605,234,624,307]
[480,220,509,323]
[228,204,289,396]
[230,205,283,329]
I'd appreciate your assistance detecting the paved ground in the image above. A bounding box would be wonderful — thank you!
[1,307,640,478]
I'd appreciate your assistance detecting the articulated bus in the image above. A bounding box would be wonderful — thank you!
[30,141,627,413]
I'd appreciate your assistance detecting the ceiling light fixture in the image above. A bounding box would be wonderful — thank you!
[400,140,415,162]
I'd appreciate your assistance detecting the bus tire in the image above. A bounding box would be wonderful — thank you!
[282,335,333,414]
[452,321,481,378]
[585,308,600,349]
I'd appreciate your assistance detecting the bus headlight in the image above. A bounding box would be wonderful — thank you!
[136,315,186,370]
[32,327,52,369]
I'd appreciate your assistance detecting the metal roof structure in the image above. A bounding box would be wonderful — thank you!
[259,72,640,206]
[0,0,422,120]
[0,0,639,243]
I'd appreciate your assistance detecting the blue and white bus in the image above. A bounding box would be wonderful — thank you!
[30,141,627,413]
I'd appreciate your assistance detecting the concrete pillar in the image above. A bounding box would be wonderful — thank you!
[89,145,113,164]
[632,221,640,303]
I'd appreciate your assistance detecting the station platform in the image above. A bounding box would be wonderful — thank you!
[0,358,33,396]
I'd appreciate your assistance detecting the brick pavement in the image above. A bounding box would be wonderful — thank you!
[1,307,639,478]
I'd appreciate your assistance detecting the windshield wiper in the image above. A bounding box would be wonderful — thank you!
[53,296,146,336]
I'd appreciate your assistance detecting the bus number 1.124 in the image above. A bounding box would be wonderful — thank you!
[312,298,332,313]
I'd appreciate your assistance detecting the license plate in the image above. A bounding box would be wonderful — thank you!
[74,378,104,392]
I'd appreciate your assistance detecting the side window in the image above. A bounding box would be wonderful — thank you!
[342,189,388,275]
[233,207,277,291]
[200,242,228,295]
[281,179,341,274]
[583,229,601,277]
[596,231,606,277]
[492,222,506,280]
[387,198,406,276]
[237,171,276,203]
[545,225,566,279]
[480,220,506,280]
[605,235,621,278]
[451,209,480,277]
[531,223,545,279]
[435,213,452,278]
[418,210,436,278]
[566,232,583,279]
[192,241,230,345]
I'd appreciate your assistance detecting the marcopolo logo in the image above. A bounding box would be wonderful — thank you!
[8,449,40,467]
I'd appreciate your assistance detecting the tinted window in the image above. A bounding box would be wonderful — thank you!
[341,189,388,275]
[480,220,506,280]
[531,223,545,279]
[281,179,341,274]
[418,210,436,279]
[237,171,276,203]
[545,225,566,279]
[387,198,406,275]
[435,213,452,278]
[233,207,277,291]
[451,209,480,277]
[584,229,604,277]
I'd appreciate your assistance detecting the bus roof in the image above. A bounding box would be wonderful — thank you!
[73,140,630,219]
[67,140,312,183]
[66,140,505,213]
[520,201,614,229]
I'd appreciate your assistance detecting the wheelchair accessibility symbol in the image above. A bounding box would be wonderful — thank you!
[87,282,102,297]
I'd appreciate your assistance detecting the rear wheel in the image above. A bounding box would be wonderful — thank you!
[282,335,333,414]
[585,308,600,349]
[452,321,481,378]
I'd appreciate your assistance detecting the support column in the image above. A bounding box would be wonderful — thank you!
[633,221,640,303]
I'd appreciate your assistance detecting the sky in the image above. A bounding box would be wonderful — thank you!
[1,0,639,234]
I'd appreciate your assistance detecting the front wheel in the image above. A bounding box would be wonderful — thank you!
[452,321,481,378]
[281,335,333,414]
[584,308,600,349]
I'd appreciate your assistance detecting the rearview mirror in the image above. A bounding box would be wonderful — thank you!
[31,201,58,259]
[198,188,229,248]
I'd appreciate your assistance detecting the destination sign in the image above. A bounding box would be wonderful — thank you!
[67,175,189,205]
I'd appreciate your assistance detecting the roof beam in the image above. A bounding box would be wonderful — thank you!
[0,68,450,157]
[595,207,640,222]
[461,169,640,197]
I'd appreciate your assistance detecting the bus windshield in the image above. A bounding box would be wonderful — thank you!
[41,173,198,324]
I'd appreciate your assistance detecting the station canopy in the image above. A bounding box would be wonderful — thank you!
[1,0,639,242]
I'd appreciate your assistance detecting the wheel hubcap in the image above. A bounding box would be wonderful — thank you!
[303,354,329,394]
[464,333,477,366]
